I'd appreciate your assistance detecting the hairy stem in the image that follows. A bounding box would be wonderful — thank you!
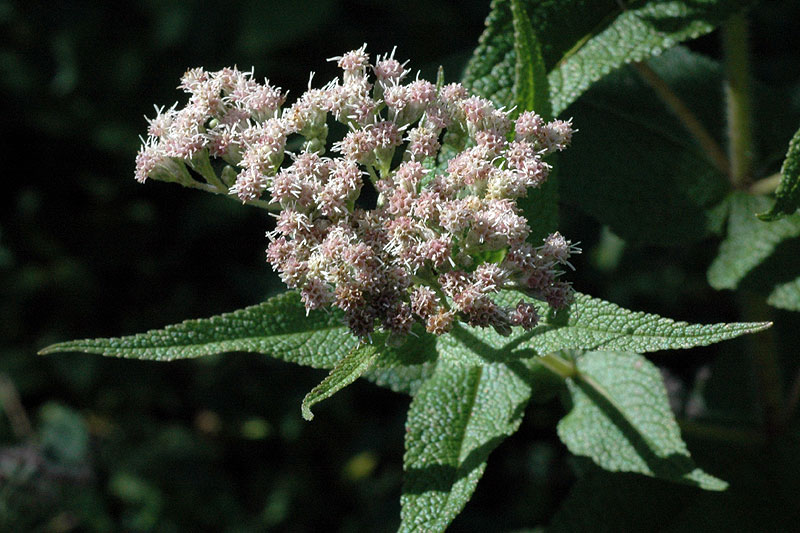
[722,12,755,188]
[633,61,730,176]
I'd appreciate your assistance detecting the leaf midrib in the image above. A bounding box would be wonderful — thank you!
[436,365,483,529]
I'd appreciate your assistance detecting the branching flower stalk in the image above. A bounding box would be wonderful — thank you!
[134,45,579,343]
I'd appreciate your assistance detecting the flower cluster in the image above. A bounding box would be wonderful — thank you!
[135,45,579,342]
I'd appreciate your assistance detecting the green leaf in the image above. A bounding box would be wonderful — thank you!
[708,192,800,290]
[559,46,730,245]
[400,362,531,533]
[39,291,437,382]
[759,125,800,220]
[510,0,559,242]
[767,276,800,311]
[511,0,551,120]
[503,291,769,358]
[557,351,726,490]
[363,363,436,396]
[38,291,354,364]
[463,0,749,115]
[425,290,768,368]
[301,339,381,421]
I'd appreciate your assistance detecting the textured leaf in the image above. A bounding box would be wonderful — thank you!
[767,276,800,311]
[362,363,436,396]
[39,291,437,374]
[559,46,730,245]
[557,351,726,490]
[708,192,800,290]
[463,0,749,115]
[463,291,771,363]
[400,361,531,533]
[759,125,800,221]
[301,340,381,420]
[510,0,559,242]
[427,290,768,368]
[511,0,551,120]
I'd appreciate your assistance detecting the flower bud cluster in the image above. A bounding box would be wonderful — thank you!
[136,45,579,342]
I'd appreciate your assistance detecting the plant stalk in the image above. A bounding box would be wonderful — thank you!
[722,12,755,188]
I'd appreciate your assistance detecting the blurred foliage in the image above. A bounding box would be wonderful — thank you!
[2,0,800,531]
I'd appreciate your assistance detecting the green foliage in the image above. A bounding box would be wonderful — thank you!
[301,339,381,421]
[510,0,560,242]
[42,286,767,532]
[400,362,531,532]
[39,291,437,371]
[463,0,749,115]
[559,46,730,244]
[516,291,769,355]
[767,277,800,311]
[42,289,768,369]
[558,351,725,490]
[707,192,800,290]
[759,125,800,220]
[511,0,551,120]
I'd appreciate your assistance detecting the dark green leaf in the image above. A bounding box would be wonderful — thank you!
[301,339,381,421]
[557,351,726,490]
[463,0,749,115]
[759,125,800,220]
[399,362,531,533]
[511,0,551,120]
[708,192,800,290]
[559,46,730,245]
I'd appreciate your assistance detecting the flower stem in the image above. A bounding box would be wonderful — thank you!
[722,12,755,188]
[181,179,280,211]
[633,61,730,176]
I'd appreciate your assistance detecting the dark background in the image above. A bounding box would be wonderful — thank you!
[2,0,800,531]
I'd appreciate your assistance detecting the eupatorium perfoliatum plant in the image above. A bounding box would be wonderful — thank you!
[40,1,780,530]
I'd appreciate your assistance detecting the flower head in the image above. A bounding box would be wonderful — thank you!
[136,46,579,341]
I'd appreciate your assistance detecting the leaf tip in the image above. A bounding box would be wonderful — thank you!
[756,210,779,222]
[38,344,62,356]
[301,404,315,421]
